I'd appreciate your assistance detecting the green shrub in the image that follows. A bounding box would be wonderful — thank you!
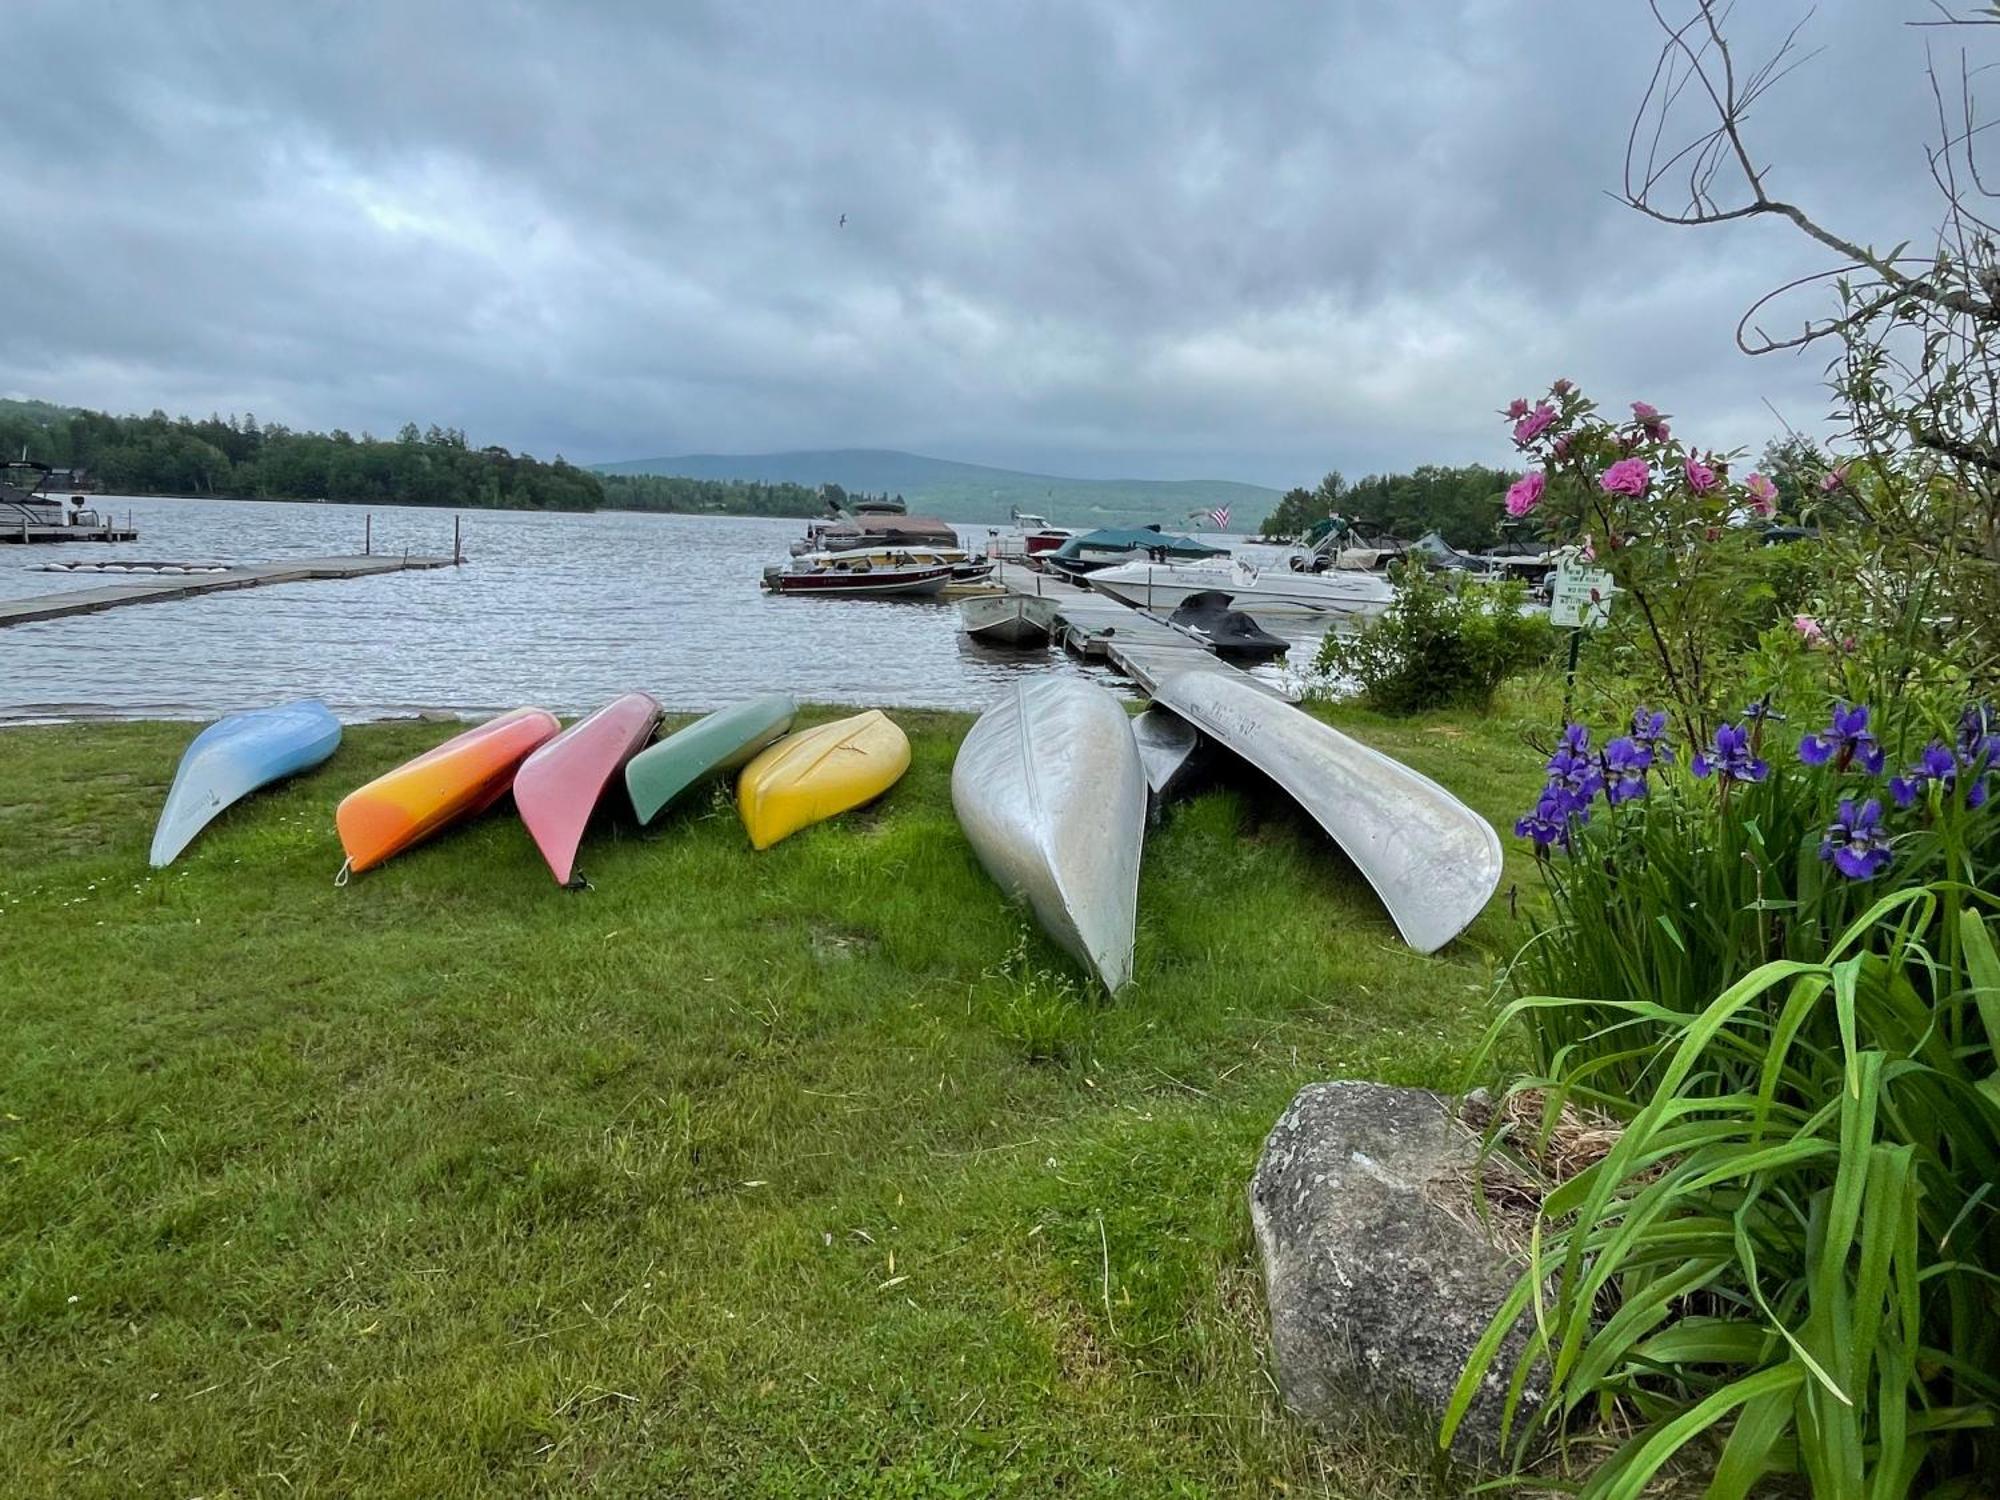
[1313,567,1553,715]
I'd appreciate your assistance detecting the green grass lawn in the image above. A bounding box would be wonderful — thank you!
[0,692,1551,1497]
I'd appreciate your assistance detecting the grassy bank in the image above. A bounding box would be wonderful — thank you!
[0,696,1550,1497]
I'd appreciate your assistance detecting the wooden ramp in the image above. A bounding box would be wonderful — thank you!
[992,561,1292,701]
[0,554,461,628]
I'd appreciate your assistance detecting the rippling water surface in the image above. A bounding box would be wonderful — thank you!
[1,497,1330,721]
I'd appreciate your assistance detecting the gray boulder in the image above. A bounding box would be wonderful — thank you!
[1249,1080,1541,1464]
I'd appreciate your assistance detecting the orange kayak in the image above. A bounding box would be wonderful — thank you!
[335,707,562,875]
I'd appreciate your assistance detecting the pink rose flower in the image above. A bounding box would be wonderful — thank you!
[1513,403,1557,447]
[1683,456,1719,493]
[1745,472,1779,517]
[1553,377,1574,396]
[1820,463,1849,493]
[1551,433,1573,461]
[1599,458,1651,497]
[1505,397,1530,420]
[1504,471,1546,517]
[1629,400,1669,441]
[1794,614,1825,644]
[1580,534,1596,562]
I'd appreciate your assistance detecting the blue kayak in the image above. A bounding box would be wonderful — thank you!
[150,700,343,866]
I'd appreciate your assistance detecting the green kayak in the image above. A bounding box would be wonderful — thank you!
[625,693,798,824]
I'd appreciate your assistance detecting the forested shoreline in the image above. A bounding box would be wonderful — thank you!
[0,400,602,511]
[3,397,1571,540]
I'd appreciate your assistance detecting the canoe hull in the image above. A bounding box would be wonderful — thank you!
[1148,669,1499,953]
[150,700,343,866]
[737,709,910,849]
[1131,704,1206,807]
[513,692,664,884]
[625,694,798,824]
[335,707,562,873]
[951,677,1146,993]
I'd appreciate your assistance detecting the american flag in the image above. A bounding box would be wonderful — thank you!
[1206,505,1230,530]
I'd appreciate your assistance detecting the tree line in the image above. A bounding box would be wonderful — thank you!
[1260,437,1830,551]
[597,475,909,518]
[1260,465,1520,549]
[0,400,602,511]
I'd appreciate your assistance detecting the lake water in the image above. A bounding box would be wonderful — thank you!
[0,498,1333,721]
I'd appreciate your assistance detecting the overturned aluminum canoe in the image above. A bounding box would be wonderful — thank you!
[952,675,1146,993]
[1131,704,1206,807]
[1148,669,1499,953]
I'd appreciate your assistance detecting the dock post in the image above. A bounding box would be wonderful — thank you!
[454,514,461,564]
[365,514,372,556]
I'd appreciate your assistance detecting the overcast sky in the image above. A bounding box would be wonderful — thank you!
[0,2,1959,488]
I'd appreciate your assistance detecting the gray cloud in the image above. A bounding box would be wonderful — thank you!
[0,1,1966,487]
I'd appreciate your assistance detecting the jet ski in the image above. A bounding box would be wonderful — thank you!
[1167,591,1291,661]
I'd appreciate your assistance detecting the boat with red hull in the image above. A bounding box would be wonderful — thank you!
[513,692,663,884]
[761,548,956,598]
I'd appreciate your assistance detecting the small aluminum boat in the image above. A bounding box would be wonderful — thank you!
[959,592,1060,646]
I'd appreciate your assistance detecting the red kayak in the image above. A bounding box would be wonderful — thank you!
[513,692,663,885]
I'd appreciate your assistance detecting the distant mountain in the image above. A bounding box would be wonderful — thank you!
[593,447,1281,530]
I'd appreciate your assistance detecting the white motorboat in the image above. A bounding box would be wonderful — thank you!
[1084,558,1393,616]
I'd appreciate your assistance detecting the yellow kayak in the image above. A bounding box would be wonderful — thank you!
[737,709,911,849]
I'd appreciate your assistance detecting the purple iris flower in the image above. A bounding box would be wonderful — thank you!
[1545,728,1604,805]
[1601,735,1651,804]
[1691,722,1769,784]
[1515,788,1580,851]
[1819,797,1892,880]
[1798,703,1883,774]
[1891,740,1992,811]
[1960,704,1998,771]
[1630,707,1674,763]
[1742,697,1786,724]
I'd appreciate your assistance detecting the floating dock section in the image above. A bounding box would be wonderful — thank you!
[0,554,460,629]
[991,561,1291,701]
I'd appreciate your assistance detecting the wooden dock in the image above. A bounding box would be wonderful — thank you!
[0,554,461,629]
[3,523,140,544]
[992,561,1292,700]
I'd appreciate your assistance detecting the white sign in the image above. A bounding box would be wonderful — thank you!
[1550,559,1615,629]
